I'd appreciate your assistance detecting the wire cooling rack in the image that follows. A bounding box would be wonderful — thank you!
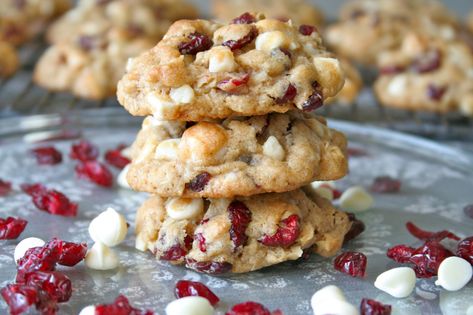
[1,40,472,141]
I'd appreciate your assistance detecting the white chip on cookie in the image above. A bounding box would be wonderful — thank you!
[170,85,195,104]
[155,138,180,160]
[165,197,204,220]
[255,31,289,52]
[262,136,285,161]
[147,92,177,119]
[208,46,237,73]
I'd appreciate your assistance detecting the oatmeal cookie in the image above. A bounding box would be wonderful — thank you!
[211,0,323,27]
[374,33,473,116]
[117,13,345,120]
[127,112,348,198]
[0,41,19,77]
[135,189,352,273]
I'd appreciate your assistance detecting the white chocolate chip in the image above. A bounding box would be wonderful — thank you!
[340,186,374,212]
[208,46,237,73]
[165,296,214,315]
[255,31,289,52]
[313,186,334,201]
[117,164,131,189]
[88,207,128,247]
[125,57,135,72]
[120,146,132,159]
[310,181,336,190]
[374,267,416,298]
[135,235,148,252]
[313,57,343,88]
[165,197,204,220]
[435,257,473,291]
[78,306,96,315]
[85,242,119,270]
[262,136,285,161]
[147,92,176,119]
[170,85,195,104]
[155,139,180,160]
[311,285,359,315]
[14,237,45,264]
[387,75,408,96]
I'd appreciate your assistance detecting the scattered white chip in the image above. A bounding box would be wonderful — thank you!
[85,242,119,270]
[120,146,132,159]
[311,285,359,315]
[14,237,45,264]
[117,164,131,189]
[165,197,204,220]
[435,257,473,291]
[310,181,336,190]
[340,186,374,212]
[89,207,128,247]
[78,305,96,315]
[313,186,334,201]
[374,267,416,298]
[165,296,214,315]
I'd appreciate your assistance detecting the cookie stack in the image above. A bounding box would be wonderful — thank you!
[117,13,355,273]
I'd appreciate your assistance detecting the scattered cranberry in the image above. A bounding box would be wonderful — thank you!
[275,84,297,104]
[31,146,63,165]
[226,301,282,315]
[302,88,323,112]
[464,204,473,219]
[347,147,368,157]
[223,27,258,50]
[412,50,441,73]
[299,24,316,36]
[333,251,367,278]
[16,245,60,283]
[370,176,401,193]
[260,215,300,247]
[457,237,473,265]
[1,284,39,315]
[0,217,27,240]
[387,245,415,263]
[379,65,405,75]
[228,201,252,250]
[175,280,220,306]
[160,244,188,261]
[217,74,250,93]
[186,172,211,192]
[49,239,87,267]
[427,84,447,101]
[105,145,131,169]
[178,32,213,55]
[320,184,342,200]
[0,179,12,196]
[410,240,453,278]
[232,12,256,24]
[195,233,207,252]
[21,183,78,217]
[184,234,193,250]
[344,213,365,244]
[405,221,460,242]
[70,140,99,162]
[360,298,391,315]
[25,271,72,303]
[95,295,154,315]
[186,259,232,274]
[75,161,113,187]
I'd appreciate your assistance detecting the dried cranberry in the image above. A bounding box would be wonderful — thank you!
[457,237,473,265]
[1,284,39,315]
[105,145,131,169]
[343,213,365,244]
[387,245,415,263]
[412,50,441,73]
[260,214,300,247]
[31,146,63,165]
[70,140,99,162]
[21,183,78,217]
[405,221,460,242]
[379,65,405,75]
[464,204,473,219]
[175,280,220,305]
[226,301,281,315]
[299,24,316,36]
[360,298,392,315]
[75,161,114,187]
[25,271,72,303]
[333,251,367,278]
[223,27,258,50]
[0,217,27,240]
[95,295,154,315]
[186,172,211,192]
[217,74,250,93]
[371,176,401,193]
[16,245,61,283]
[178,32,213,55]
[275,84,297,104]
[186,258,232,274]
[302,89,323,112]
[427,84,447,101]
[409,240,453,278]
[195,233,207,252]
[160,244,187,261]
[231,12,256,24]
[347,147,368,157]
[184,234,194,250]
[49,239,87,266]
[228,201,252,250]
[0,179,13,196]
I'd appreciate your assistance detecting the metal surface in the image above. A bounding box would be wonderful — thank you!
[0,109,472,314]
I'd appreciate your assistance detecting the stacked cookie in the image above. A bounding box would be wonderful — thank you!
[117,13,355,273]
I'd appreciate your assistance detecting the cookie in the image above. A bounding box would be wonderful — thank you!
[127,111,348,198]
[327,59,363,105]
[135,189,352,273]
[117,13,345,120]
[374,33,473,116]
[33,0,198,100]
[0,0,70,46]
[325,0,459,66]
[211,0,323,27]
[469,11,473,34]
[0,41,19,77]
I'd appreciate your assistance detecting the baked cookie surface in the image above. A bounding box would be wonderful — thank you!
[327,59,363,105]
[127,112,348,198]
[117,13,345,120]
[0,41,19,77]
[135,189,352,273]
[374,34,473,116]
